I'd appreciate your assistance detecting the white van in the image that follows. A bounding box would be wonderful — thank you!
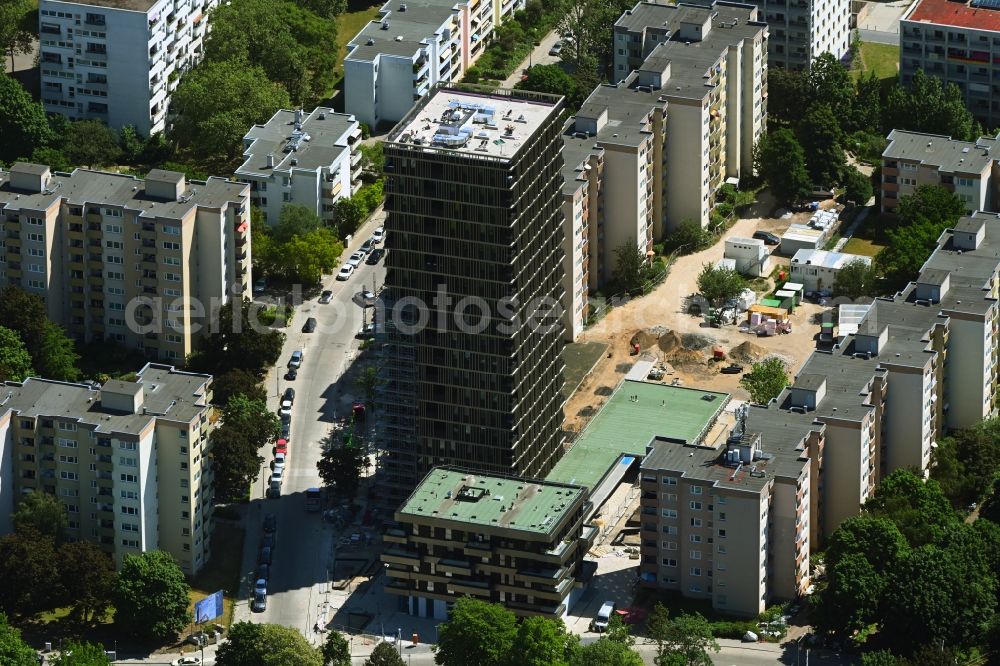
[592,601,616,632]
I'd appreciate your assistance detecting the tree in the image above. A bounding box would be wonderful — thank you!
[114,551,191,642]
[0,530,61,619]
[807,53,854,130]
[570,638,644,666]
[739,357,788,405]
[35,321,81,382]
[883,69,978,142]
[63,120,122,168]
[58,541,116,623]
[696,264,746,307]
[605,614,634,647]
[931,419,1000,508]
[865,470,957,547]
[365,641,405,666]
[217,622,325,666]
[194,299,285,375]
[359,142,386,177]
[825,515,909,575]
[0,613,37,666]
[818,552,885,635]
[171,60,291,159]
[509,616,573,666]
[0,72,51,163]
[434,598,517,666]
[281,229,343,285]
[665,219,713,255]
[0,0,34,73]
[0,326,33,383]
[650,612,718,666]
[518,65,584,110]
[317,435,370,499]
[12,491,68,542]
[298,0,347,19]
[211,395,280,500]
[860,651,900,666]
[853,71,883,135]
[334,196,368,236]
[212,368,266,406]
[0,285,50,356]
[798,103,845,186]
[356,366,381,412]
[322,631,352,666]
[842,166,874,205]
[766,68,808,126]
[833,258,877,299]
[756,129,811,204]
[53,641,111,665]
[612,242,647,294]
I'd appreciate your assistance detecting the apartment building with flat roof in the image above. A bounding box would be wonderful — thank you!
[880,129,1000,214]
[0,363,215,574]
[383,467,596,619]
[378,88,567,504]
[0,164,251,363]
[344,0,523,128]
[560,137,602,340]
[39,0,217,135]
[236,108,363,226]
[899,0,1000,128]
[742,0,850,70]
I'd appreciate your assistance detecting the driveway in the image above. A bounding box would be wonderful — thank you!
[232,209,387,640]
[501,29,565,88]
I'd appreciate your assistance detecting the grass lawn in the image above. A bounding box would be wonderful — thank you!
[841,209,888,257]
[186,523,245,634]
[561,341,608,400]
[842,236,885,256]
[336,0,382,69]
[854,42,900,82]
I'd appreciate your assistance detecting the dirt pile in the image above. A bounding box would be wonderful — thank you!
[630,327,694,358]
[729,341,769,363]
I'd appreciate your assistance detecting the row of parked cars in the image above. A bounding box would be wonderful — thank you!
[253,514,278,612]
[337,226,385,281]
[269,386,295,498]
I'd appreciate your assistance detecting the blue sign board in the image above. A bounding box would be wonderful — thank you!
[194,590,224,624]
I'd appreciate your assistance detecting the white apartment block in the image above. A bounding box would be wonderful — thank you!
[0,364,216,574]
[236,108,363,226]
[0,163,251,363]
[881,130,1000,215]
[344,0,524,129]
[39,0,217,136]
[611,1,768,232]
[743,0,850,70]
[900,0,1000,128]
[559,139,602,341]
[789,248,871,291]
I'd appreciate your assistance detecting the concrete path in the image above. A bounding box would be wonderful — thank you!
[500,29,564,88]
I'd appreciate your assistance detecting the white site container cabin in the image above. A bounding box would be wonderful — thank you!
[724,237,772,277]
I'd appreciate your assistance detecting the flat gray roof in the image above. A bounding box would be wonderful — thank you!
[44,0,157,11]
[776,339,885,422]
[0,165,248,219]
[0,363,211,436]
[345,0,460,63]
[236,107,358,177]
[883,129,1000,174]
[388,88,561,160]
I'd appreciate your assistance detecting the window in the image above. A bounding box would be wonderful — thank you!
[58,438,78,448]
[718,545,727,554]
[661,525,677,535]
[690,549,701,560]
[119,456,137,467]
[27,233,43,242]
[121,539,139,548]
[690,518,702,527]
[690,567,701,576]
[662,477,677,485]
[120,473,137,483]
[719,512,726,521]
[58,455,78,464]
[718,529,727,538]
[59,471,78,480]
[661,558,677,567]
[689,585,702,593]
[163,225,181,236]
[121,522,139,532]
[121,506,138,515]
[665,541,677,551]
[690,486,703,495]
[105,240,123,249]
[690,535,702,543]
[120,490,138,500]
[661,508,677,518]
[104,224,122,233]
[690,501,702,510]
[663,492,677,502]
[119,441,137,451]
[162,241,180,250]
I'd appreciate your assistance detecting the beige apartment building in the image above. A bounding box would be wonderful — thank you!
[560,138,603,340]
[0,164,251,362]
[0,363,215,575]
[880,129,1000,214]
[383,467,596,619]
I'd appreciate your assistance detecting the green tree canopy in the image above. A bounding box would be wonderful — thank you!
[766,68,808,126]
[807,53,855,129]
[842,166,874,205]
[193,299,285,375]
[883,69,978,141]
[12,491,68,542]
[58,541,117,623]
[0,530,61,619]
[852,71,883,135]
[365,641,405,666]
[612,242,647,294]
[833,258,877,299]
[798,103,845,186]
[0,72,51,163]
[36,321,81,382]
[171,60,291,159]
[930,418,1000,508]
[818,552,886,635]
[212,368,267,406]
[665,219,713,255]
[0,612,37,666]
[322,631,352,666]
[518,65,585,111]
[62,120,122,168]
[649,610,719,666]
[756,129,811,204]
[211,394,280,500]
[509,616,573,666]
[696,264,747,308]
[317,433,371,500]
[0,0,35,71]
[53,641,111,665]
[114,551,191,642]
[739,357,789,405]
[0,326,32,383]
[217,622,324,666]
[434,597,518,666]
[570,638,644,666]
[825,515,909,575]
[865,470,958,546]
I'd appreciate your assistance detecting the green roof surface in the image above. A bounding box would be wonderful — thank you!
[547,380,729,490]
[399,467,586,536]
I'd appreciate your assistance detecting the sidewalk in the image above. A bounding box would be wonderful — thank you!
[500,30,564,88]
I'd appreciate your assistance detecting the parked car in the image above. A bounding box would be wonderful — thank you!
[284,367,297,381]
[371,227,386,244]
[337,265,354,281]
[346,251,365,268]
[288,350,303,368]
[810,186,835,199]
[752,230,780,245]
[279,404,291,419]
[357,322,376,339]
[252,591,267,613]
[270,468,284,486]
[721,364,744,374]
[261,533,276,550]
[280,422,291,440]
[360,238,376,254]
[302,317,317,333]
[366,248,385,265]
[253,278,267,295]
[319,290,333,304]
[283,388,295,404]
[262,514,277,535]
[548,41,563,56]
[254,578,267,596]
[258,546,272,565]
[172,658,202,666]
[592,601,616,632]
[353,289,377,307]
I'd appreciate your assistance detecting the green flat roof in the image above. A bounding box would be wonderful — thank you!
[547,380,729,490]
[399,467,586,536]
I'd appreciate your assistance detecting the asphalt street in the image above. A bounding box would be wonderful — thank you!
[231,210,387,639]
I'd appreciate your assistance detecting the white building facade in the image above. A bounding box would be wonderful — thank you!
[744,0,850,70]
[38,0,217,136]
